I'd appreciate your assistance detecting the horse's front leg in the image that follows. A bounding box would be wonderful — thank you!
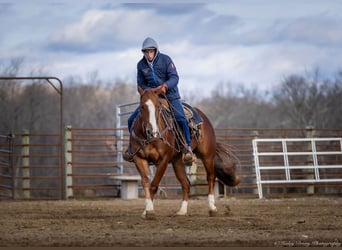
[134,158,155,219]
[172,156,190,216]
[149,156,169,200]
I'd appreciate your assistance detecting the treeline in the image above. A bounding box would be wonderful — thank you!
[1,60,342,134]
[199,70,342,128]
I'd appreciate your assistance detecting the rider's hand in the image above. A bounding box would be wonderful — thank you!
[151,84,167,95]
[160,83,168,94]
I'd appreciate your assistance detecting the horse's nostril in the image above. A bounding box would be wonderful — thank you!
[146,128,159,139]
[146,128,152,138]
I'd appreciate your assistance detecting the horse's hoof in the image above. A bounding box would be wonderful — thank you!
[145,210,157,220]
[176,211,188,216]
[209,209,218,217]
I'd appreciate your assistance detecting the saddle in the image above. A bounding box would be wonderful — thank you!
[181,101,203,138]
[161,100,203,140]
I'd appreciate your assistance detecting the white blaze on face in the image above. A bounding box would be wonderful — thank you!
[145,99,158,134]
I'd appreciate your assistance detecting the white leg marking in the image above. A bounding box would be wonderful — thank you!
[142,198,154,218]
[177,200,188,215]
[145,99,159,135]
[208,194,217,212]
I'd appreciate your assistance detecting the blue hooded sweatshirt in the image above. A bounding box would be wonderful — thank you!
[137,37,181,101]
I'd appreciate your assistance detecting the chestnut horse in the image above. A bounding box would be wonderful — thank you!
[128,88,239,219]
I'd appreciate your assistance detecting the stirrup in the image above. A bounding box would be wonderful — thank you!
[123,149,134,162]
[183,148,195,166]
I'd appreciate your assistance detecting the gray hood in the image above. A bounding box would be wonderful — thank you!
[141,37,159,52]
[141,37,159,63]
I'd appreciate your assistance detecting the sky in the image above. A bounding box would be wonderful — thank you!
[1,0,342,97]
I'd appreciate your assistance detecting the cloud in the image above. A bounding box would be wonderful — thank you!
[45,4,243,53]
[46,7,191,52]
[0,2,12,13]
[47,9,142,52]
[120,2,205,15]
[2,1,342,99]
[184,13,243,44]
[229,13,342,49]
[47,2,342,57]
[277,15,342,47]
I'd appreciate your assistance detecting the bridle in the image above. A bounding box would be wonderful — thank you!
[129,95,180,158]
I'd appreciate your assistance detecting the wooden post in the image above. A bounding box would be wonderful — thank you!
[22,130,30,199]
[65,125,73,199]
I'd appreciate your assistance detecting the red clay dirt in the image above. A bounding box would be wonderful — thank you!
[0,197,341,247]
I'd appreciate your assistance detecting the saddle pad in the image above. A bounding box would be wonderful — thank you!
[182,101,203,126]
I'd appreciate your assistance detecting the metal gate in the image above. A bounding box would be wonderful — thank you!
[253,137,342,198]
[0,134,15,198]
[115,101,139,174]
[0,77,64,199]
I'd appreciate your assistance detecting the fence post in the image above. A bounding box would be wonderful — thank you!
[8,134,16,199]
[65,125,73,199]
[116,105,124,174]
[306,126,315,195]
[22,130,30,199]
[252,130,260,196]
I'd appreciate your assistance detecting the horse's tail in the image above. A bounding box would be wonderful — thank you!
[214,142,240,187]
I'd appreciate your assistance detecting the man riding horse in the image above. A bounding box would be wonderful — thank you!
[123,37,195,165]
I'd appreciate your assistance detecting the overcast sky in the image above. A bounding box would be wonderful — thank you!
[1,0,342,97]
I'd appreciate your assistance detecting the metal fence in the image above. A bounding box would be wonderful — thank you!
[1,127,341,200]
[0,132,62,199]
[223,128,342,198]
[253,137,342,198]
[0,134,15,198]
[0,76,65,199]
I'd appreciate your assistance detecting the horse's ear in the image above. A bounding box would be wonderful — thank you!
[138,86,144,95]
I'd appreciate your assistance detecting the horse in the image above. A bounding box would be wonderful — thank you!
[128,88,240,219]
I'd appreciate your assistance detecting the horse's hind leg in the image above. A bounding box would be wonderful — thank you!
[172,157,190,216]
[201,156,218,216]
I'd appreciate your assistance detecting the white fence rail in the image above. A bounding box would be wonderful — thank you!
[253,138,342,198]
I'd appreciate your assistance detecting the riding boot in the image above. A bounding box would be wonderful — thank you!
[183,146,195,166]
[123,146,134,162]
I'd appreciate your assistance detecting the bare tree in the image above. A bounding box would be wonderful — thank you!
[272,71,336,128]
[198,83,275,128]
[322,71,342,127]
[2,59,341,133]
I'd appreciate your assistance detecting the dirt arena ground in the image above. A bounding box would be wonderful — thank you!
[0,197,341,247]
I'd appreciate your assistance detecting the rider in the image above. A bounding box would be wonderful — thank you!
[123,37,195,165]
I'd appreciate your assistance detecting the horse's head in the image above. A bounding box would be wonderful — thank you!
[139,88,163,140]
